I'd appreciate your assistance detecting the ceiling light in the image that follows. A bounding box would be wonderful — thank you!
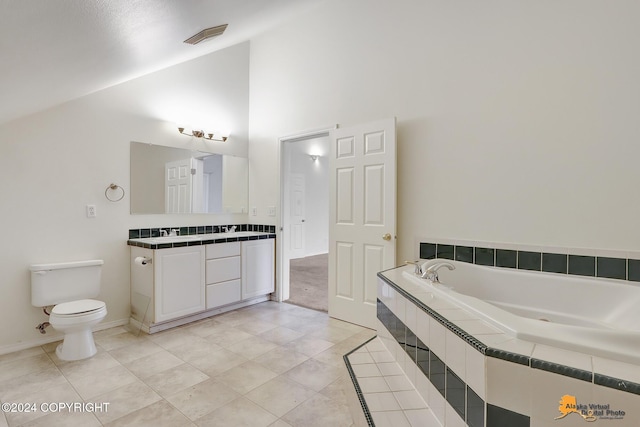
[184,24,228,45]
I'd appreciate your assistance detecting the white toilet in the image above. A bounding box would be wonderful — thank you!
[30,259,107,361]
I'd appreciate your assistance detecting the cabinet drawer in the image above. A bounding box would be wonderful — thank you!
[206,256,241,284]
[206,242,240,259]
[206,279,241,309]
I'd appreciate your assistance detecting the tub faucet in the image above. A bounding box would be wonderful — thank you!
[422,262,455,283]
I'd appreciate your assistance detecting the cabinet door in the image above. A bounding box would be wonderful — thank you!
[241,239,275,300]
[154,246,205,322]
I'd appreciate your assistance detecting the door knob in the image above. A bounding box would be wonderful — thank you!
[382,233,392,241]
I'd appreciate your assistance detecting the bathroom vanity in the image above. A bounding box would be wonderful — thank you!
[128,231,275,333]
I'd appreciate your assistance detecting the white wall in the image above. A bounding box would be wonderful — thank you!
[248,0,640,264]
[222,155,249,214]
[0,42,250,351]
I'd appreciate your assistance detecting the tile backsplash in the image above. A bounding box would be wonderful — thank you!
[420,241,640,283]
[129,224,276,239]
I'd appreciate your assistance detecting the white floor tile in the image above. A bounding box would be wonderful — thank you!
[0,302,372,427]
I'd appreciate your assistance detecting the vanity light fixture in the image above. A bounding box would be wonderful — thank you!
[178,127,228,142]
[184,24,228,45]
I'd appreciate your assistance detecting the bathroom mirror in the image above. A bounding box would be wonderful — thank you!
[130,141,248,214]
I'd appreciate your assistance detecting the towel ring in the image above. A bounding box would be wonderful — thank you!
[105,183,125,202]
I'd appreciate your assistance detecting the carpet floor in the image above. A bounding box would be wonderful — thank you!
[287,253,328,312]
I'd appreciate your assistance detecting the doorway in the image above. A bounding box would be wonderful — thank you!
[280,131,331,311]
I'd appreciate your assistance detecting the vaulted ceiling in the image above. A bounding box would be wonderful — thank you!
[0,0,323,125]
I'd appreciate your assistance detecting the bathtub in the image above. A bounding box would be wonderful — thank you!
[401,260,640,365]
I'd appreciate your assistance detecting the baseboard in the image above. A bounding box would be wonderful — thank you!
[0,318,129,356]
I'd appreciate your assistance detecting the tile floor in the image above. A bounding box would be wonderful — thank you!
[346,338,441,427]
[0,301,376,427]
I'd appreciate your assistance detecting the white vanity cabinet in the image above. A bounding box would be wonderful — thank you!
[130,235,275,334]
[153,245,206,323]
[205,242,242,308]
[242,239,275,299]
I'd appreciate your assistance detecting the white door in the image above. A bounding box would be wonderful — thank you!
[328,118,396,328]
[165,158,192,213]
[289,173,306,259]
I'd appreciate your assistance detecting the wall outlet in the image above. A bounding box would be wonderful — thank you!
[251,207,257,216]
[86,204,96,218]
[268,206,276,216]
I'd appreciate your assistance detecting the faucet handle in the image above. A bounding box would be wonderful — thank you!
[404,260,423,275]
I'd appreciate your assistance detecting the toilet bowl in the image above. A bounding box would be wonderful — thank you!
[30,259,106,361]
[49,299,107,361]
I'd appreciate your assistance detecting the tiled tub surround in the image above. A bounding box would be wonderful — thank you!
[377,266,640,427]
[402,259,640,366]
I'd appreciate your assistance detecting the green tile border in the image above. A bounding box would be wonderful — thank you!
[419,242,639,282]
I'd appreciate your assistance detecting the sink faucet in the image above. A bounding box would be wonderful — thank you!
[224,225,237,233]
[160,230,168,237]
[169,229,179,236]
[422,262,455,283]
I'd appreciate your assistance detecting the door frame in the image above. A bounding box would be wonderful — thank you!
[275,126,337,303]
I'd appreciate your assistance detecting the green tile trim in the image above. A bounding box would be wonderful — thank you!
[421,241,636,283]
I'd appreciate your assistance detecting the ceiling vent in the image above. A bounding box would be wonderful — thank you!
[184,24,228,45]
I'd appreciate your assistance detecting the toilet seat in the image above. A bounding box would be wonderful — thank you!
[52,299,106,317]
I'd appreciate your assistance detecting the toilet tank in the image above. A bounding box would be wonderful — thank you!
[30,260,104,307]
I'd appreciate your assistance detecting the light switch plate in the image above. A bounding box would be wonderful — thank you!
[268,206,276,216]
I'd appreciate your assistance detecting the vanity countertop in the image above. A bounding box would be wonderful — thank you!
[128,231,276,249]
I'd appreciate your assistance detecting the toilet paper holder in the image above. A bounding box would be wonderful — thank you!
[134,256,152,266]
